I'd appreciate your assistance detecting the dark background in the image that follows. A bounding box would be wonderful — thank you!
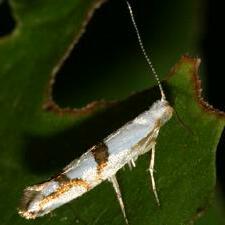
[0,0,224,202]
[1,0,224,108]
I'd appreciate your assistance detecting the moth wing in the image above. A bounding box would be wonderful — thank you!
[132,125,160,156]
[62,158,80,173]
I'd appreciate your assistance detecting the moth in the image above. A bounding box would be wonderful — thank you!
[18,1,173,224]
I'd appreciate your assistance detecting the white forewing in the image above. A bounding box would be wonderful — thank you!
[64,151,98,183]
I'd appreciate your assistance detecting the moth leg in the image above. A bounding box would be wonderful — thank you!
[131,159,136,168]
[127,158,136,171]
[149,143,160,206]
[108,175,129,225]
[127,161,132,170]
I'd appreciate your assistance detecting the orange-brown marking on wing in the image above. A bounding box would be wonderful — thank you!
[91,142,109,177]
[39,178,90,208]
[53,174,71,183]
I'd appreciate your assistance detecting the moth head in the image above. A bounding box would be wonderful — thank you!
[159,100,173,126]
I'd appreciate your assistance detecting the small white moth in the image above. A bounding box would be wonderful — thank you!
[18,1,173,224]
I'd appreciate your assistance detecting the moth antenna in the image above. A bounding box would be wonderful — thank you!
[126,1,166,101]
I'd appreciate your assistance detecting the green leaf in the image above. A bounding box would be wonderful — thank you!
[194,189,225,225]
[0,1,224,225]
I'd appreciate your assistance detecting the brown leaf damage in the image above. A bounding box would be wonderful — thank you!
[43,0,116,117]
[169,55,225,118]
